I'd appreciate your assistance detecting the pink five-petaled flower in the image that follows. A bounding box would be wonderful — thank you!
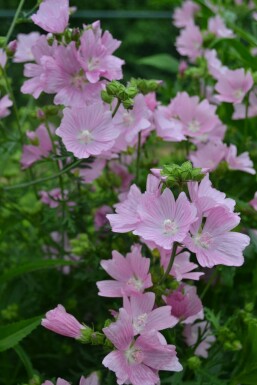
[123,292,177,335]
[189,140,227,171]
[183,321,216,358]
[163,284,203,326]
[41,304,85,338]
[0,95,13,118]
[160,250,204,281]
[97,244,152,298]
[184,207,250,268]
[103,309,182,385]
[56,102,119,159]
[133,189,197,250]
[176,22,203,61]
[173,1,200,28]
[13,32,41,63]
[208,15,235,38]
[31,0,69,34]
[215,69,253,104]
[226,144,256,175]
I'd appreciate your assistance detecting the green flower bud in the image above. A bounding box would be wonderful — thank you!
[91,332,105,345]
[106,81,123,96]
[187,356,201,370]
[122,98,134,109]
[101,90,114,104]
[79,325,94,343]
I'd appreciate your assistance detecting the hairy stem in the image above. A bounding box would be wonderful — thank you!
[159,242,178,284]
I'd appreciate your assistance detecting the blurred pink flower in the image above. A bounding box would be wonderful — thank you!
[161,250,204,281]
[183,321,216,358]
[94,205,113,230]
[79,373,100,385]
[173,1,200,28]
[226,144,255,174]
[250,192,257,211]
[79,158,106,184]
[204,49,228,80]
[233,88,257,119]
[31,0,69,33]
[189,141,227,171]
[176,22,203,61]
[0,48,7,68]
[0,95,12,118]
[215,69,253,104]
[208,15,235,38]
[13,32,41,63]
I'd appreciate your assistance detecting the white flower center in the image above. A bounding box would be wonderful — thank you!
[188,119,200,133]
[87,57,100,71]
[234,89,244,100]
[77,130,93,144]
[127,276,143,292]
[163,219,178,235]
[194,232,212,249]
[133,313,148,334]
[125,345,144,364]
[71,71,87,89]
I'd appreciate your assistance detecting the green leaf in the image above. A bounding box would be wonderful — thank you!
[0,259,79,284]
[0,316,42,352]
[138,54,179,73]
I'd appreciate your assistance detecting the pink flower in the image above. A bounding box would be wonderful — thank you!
[40,188,75,208]
[79,373,100,385]
[154,104,185,142]
[79,158,106,184]
[173,1,200,28]
[21,124,52,169]
[161,251,204,281]
[249,192,257,211]
[233,88,257,119]
[78,26,124,83]
[31,0,69,34]
[107,184,142,233]
[0,95,12,118]
[42,42,102,107]
[184,207,250,267]
[145,92,158,111]
[183,321,216,358]
[172,92,220,138]
[21,35,57,98]
[204,49,228,80]
[176,22,203,61]
[189,141,227,171]
[188,174,236,215]
[0,48,7,68]
[123,292,177,335]
[134,189,197,250]
[226,144,255,174]
[163,284,203,325]
[103,309,182,385]
[41,304,84,338]
[42,379,70,385]
[94,205,113,230]
[56,103,119,159]
[208,15,235,38]
[13,32,41,63]
[109,161,134,192]
[215,69,253,104]
[97,244,152,297]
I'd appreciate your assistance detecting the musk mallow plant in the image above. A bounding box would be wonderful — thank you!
[1,0,257,384]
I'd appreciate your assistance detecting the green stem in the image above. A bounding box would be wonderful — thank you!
[14,344,34,380]
[4,0,25,47]
[135,131,142,183]
[159,242,178,284]
[4,159,83,191]
[112,99,121,118]
[244,91,250,140]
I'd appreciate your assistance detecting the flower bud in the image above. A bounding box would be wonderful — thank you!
[187,356,201,370]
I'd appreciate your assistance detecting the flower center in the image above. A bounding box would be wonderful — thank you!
[71,71,87,89]
[234,89,244,100]
[87,57,100,71]
[188,119,200,133]
[125,345,144,364]
[77,130,93,144]
[194,232,212,249]
[133,313,148,334]
[163,219,178,235]
[126,276,143,292]
[123,111,134,126]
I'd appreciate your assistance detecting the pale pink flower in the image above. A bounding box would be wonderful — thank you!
[160,251,204,281]
[189,141,227,171]
[80,373,100,385]
[226,144,255,174]
[176,22,203,61]
[172,92,219,138]
[249,192,257,211]
[0,48,7,68]
[173,1,200,28]
[123,292,177,335]
[163,284,203,325]
[31,0,69,34]
[79,158,106,184]
[103,309,182,385]
[40,188,75,209]
[94,205,113,230]
[188,174,235,215]
[183,321,216,358]
[154,103,185,142]
[42,379,70,385]
[145,92,158,111]
[204,49,228,80]
[215,69,253,104]
[208,15,235,38]
[107,184,142,233]
[0,95,12,118]
[78,26,124,83]
[41,304,84,338]
[42,42,102,107]
[184,207,250,267]
[56,103,119,159]
[21,124,52,169]
[21,35,57,98]
[134,189,197,250]
[13,32,41,63]
[97,244,152,297]
[233,88,257,119]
